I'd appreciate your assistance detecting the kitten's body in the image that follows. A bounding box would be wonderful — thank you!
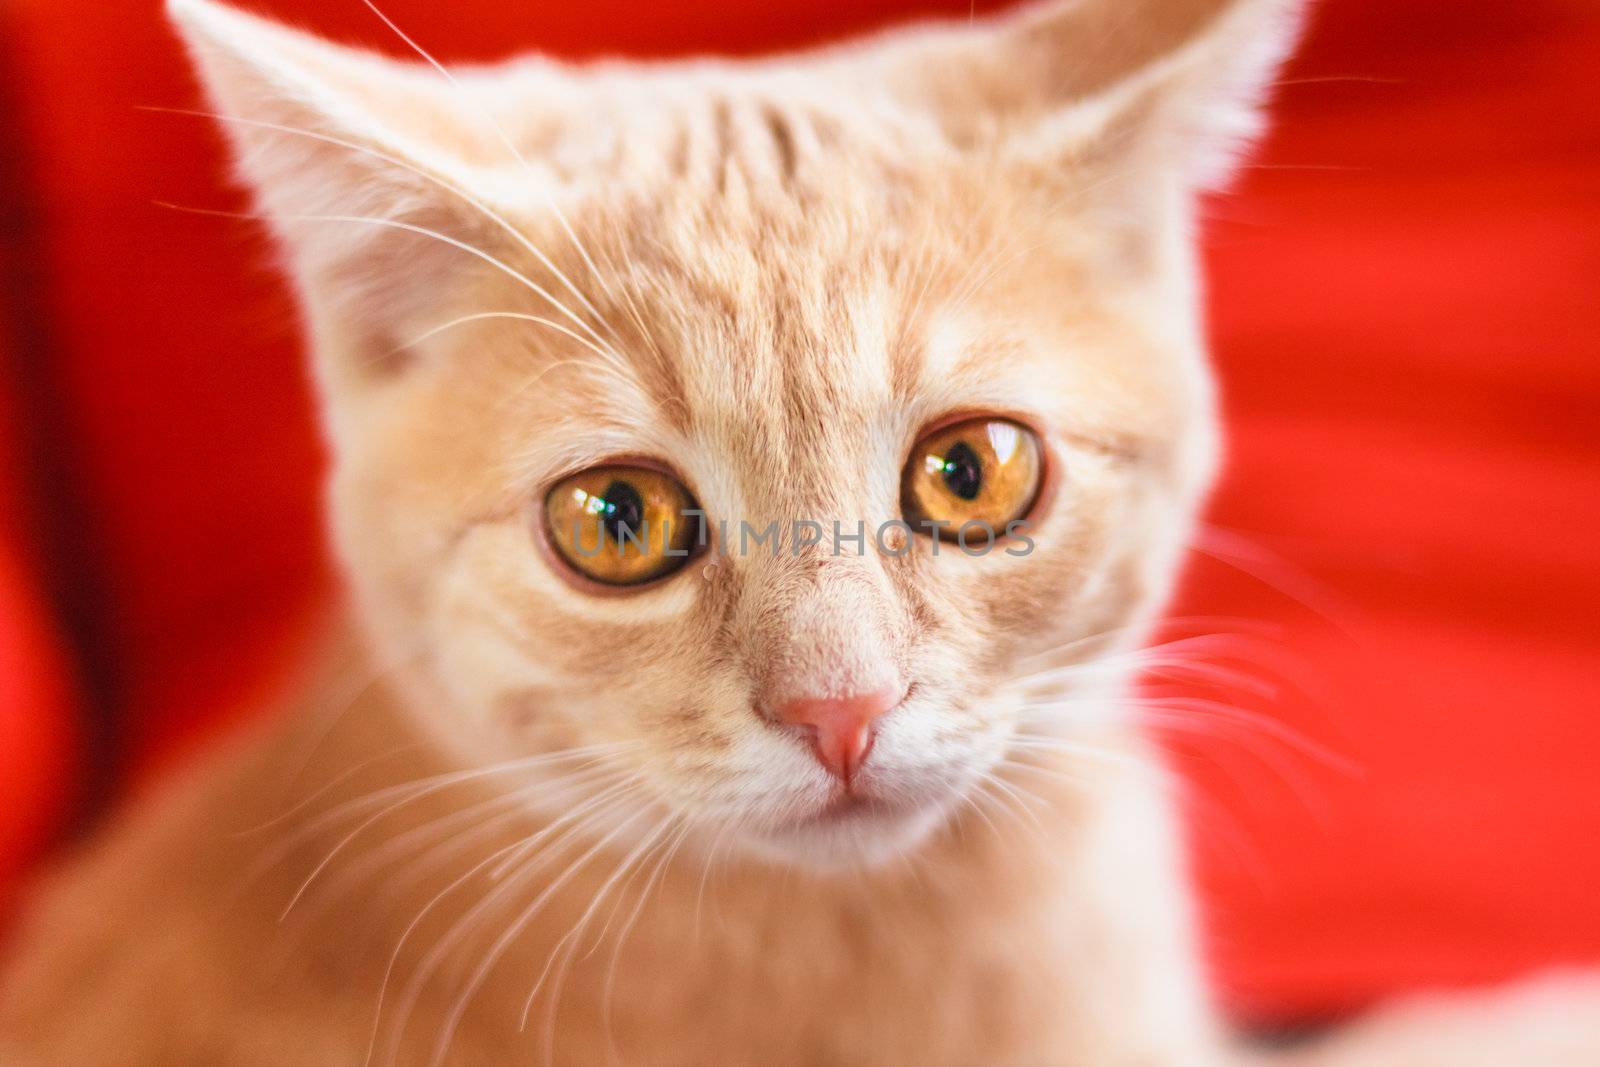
[5,652,1598,1066]
[3,0,1598,1063]
[1,634,1215,1066]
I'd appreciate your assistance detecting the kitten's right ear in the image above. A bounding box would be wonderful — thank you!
[879,0,1306,194]
[166,0,520,331]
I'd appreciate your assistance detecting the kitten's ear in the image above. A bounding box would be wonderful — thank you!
[166,0,512,330]
[887,0,1305,193]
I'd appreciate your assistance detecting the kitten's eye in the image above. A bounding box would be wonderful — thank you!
[544,466,701,587]
[902,418,1042,539]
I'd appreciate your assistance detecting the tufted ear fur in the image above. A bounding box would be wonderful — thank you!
[166,0,554,356]
[879,0,1305,191]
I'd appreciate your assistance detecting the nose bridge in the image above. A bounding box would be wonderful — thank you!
[729,402,903,708]
[740,549,905,711]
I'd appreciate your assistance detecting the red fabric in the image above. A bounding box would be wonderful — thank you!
[0,517,76,916]
[0,306,77,913]
[0,0,1596,1023]
[0,24,78,909]
[1173,0,1600,1020]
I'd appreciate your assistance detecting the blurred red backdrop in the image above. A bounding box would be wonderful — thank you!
[1,0,1596,1025]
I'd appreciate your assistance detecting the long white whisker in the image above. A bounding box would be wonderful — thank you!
[427,806,654,1067]
[958,779,1009,843]
[977,771,1049,840]
[361,772,638,1067]
[145,106,619,356]
[358,0,625,336]
[1136,696,1357,775]
[255,640,429,821]
[692,820,734,944]
[375,780,645,1067]
[235,742,420,837]
[156,202,628,370]
[235,743,628,906]
[277,744,633,919]
[390,310,627,373]
[593,240,669,370]
[596,818,692,1064]
[1004,734,1146,770]
[305,758,631,927]
[315,742,632,835]
[996,755,1099,793]
[970,777,1031,843]
[519,814,676,1044]
[288,786,532,937]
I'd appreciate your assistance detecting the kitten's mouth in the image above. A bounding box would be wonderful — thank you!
[749,784,951,868]
[741,757,982,866]
[809,790,889,825]
[788,780,942,835]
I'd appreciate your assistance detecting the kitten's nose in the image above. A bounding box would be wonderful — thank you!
[773,685,902,784]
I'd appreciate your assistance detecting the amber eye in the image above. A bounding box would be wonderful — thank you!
[901,417,1042,539]
[544,466,701,586]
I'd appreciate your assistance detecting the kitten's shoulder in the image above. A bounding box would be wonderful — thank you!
[0,634,386,1065]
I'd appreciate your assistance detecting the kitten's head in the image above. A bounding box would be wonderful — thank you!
[171,0,1301,866]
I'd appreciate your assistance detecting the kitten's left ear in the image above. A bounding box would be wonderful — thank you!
[882,0,1307,193]
[166,0,530,338]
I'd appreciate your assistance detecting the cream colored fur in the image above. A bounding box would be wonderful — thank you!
[2,0,1597,1063]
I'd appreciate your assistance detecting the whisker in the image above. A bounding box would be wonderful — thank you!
[593,240,670,370]
[388,310,629,375]
[981,771,1049,834]
[1004,733,1147,771]
[1012,630,1282,688]
[358,0,626,341]
[428,807,657,1067]
[235,741,420,838]
[1138,709,1344,825]
[1192,522,1362,639]
[144,106,618,356]
[299,758,631,929]
[266,782,553,975]
[273,743,635,919]
[1135,696,1358,776]
[1004,615,1281,680]
[256,640,429,818]
[155,202,629,372]
[591,821,691,1063]
[994,754,1099,793]
[301,741,635,838]
[372,779,645,1067]
[520,814,678,1054]
[958,779,1010,843]
[692,820,735,944]
[602,817,691,1016]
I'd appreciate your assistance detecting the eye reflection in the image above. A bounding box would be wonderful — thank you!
[987,421,1021,465]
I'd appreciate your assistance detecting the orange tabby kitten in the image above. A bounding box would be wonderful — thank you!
[2,0,1596,1063]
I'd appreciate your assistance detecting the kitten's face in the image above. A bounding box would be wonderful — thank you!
[173,0,1297,866]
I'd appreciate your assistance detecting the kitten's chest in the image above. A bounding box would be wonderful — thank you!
[431,884,1075,1066]
[419,827,1214,1067]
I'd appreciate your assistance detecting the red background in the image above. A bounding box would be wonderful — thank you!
[1,0,1596,1025]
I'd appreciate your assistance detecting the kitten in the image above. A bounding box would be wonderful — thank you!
[2,0,1597,1063]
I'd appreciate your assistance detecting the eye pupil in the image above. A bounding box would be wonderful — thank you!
[940,441,983,501]
[599,480,645,541]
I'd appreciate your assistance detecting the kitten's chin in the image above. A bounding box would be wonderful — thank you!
[741,794,953,870]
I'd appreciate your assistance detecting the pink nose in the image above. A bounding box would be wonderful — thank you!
[773,685,902,783]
